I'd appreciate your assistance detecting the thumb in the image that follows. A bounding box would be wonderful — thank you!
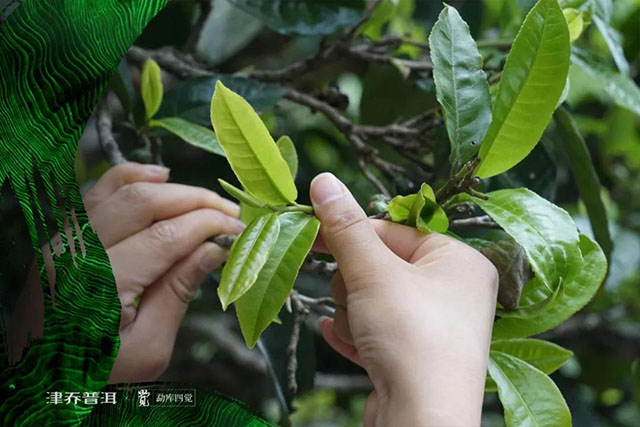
[310,173,389,287]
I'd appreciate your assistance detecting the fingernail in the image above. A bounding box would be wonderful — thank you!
[310,173,345,205]
[200,245,222,272]
[145,164,170,177]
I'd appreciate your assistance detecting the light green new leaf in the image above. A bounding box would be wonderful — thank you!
[488,351,571,426]
[218,213,280,310]
[485,339,573,392]
[429,4,491,166]
[359,0,398,40]
[387,194,417,223]
[459,188,582,291]
[496,278,563,318]
[476,0,570,178]
[493,234,607,339]
[141,58,163,121]
[236,212,320,348]
[592,15,629,75]
[554,106,612,259]
[276,135,298,179]
[571,48,640,115]
[218,179,267,209]
[562,8,584,42]
[211,81,297,205]
[149,117,225,156]
[240,202,271,225]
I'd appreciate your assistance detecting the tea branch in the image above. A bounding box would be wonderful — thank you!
[435,156,487,206]
[96,96,126,165]
[287,291,310,395]
[450,215,499,229]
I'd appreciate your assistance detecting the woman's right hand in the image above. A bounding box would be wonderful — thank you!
[310,172,498,427]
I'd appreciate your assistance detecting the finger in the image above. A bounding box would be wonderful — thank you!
[333,306,354,345]
[108,208,244,294]
[364,391,379,427]
[114,242,226,382]
[88,182,240,248]
[372,220,468,263]
[319,317,362,367]
[330,271,347,306]
[310,173,390,291]
[84,162,170,211]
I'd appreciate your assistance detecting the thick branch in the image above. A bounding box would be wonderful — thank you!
[287,291,309,395]
[96,98,126,165]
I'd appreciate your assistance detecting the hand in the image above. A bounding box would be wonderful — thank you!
[82,163,244,383]
[310,173,498,427]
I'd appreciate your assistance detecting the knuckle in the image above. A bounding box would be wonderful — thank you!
[324,206,367,236]
[169,275,197,305]
[149,219,180,245]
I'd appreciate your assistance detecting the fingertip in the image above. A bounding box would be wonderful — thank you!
[310,172,347,207]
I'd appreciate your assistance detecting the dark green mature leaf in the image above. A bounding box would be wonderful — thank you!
[571,48,640,115]
[493,234,607,339]
[236,212,320,348]
[219,179,267,208]
[488,351,571,426]
[228,0,366,35]
[485,339,573,392]
[477,0,570,178]
[211,81,297,205]
[592,15,629,75]
[554,106,612,259]
[429,3,491,166]
[496,278,563,318]
[149,117,225,156]
[218,213,280,310]
[460,188,582,291]
[157,75,284,126]
[276,135,298,179]
[140,58,163,121]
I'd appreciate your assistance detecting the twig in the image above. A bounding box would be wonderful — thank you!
[435,157,484,204]
[287,291,309,395]
[96,97,127,165]
[296,293,335,317]
[151,137,164,166]
[450,215,500,229]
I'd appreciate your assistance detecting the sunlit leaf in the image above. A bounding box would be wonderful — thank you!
[236,212,320,348]
[218,213,280,309]
[554,106,612,259]
[493,234,607,339]
[140,58,163,121]
[460,188,582,290]
[211,80,297,205]
[477,0,570,178]
[228,0,366,35]
[429,3,491,166]
[149,117,224,156]
[486,339,573,392]
[488,351,571,426]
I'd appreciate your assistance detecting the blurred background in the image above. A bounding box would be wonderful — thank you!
[69,0,640,425]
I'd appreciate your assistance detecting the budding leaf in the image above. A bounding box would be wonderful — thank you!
[218,213,280,310]
[276,135,299,180]
[141,58,163,121]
